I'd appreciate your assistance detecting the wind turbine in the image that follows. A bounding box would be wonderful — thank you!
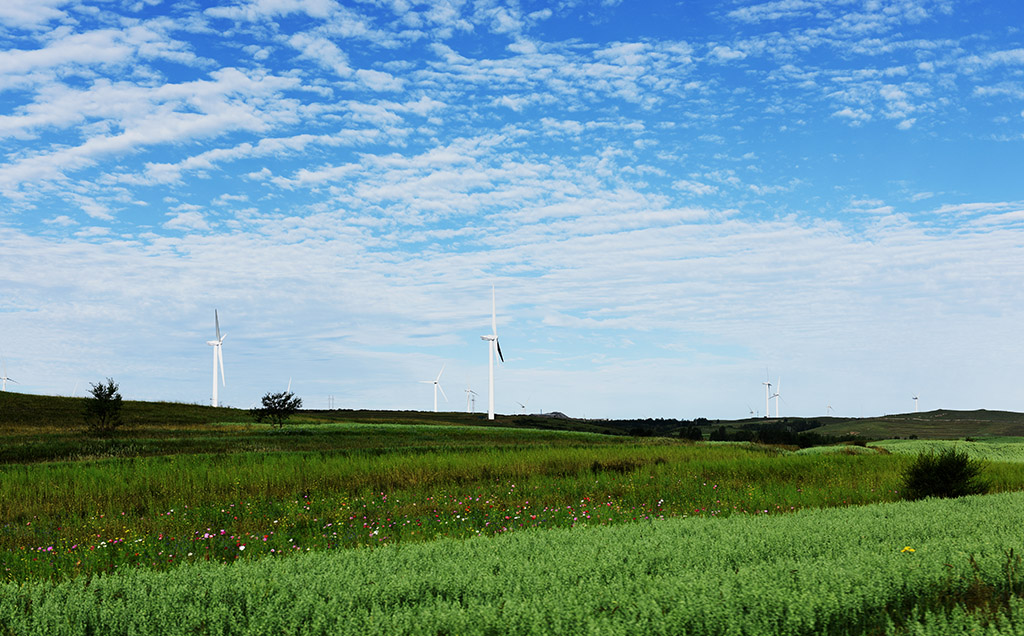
[912,394,919,413]
[772,377,782,418]
[206,310,226,407]
[421,364,447,412]
[826,402,835,416]
[762,372,772,419]
[0,356,16,391]
[480,286,503,420]
[465,385,478,413]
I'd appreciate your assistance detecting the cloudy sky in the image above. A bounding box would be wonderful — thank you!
[1,0,1022,420]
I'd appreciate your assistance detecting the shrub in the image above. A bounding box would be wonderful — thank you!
[250,391,302,428]
[901,447,988,500]
[84,378,124,435]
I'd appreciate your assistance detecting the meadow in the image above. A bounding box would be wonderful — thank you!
[6,492,1024,635]
[4,394,1024,635]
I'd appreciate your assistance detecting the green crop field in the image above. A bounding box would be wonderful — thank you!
[4,393,1024,634]
[870,438,1024,463]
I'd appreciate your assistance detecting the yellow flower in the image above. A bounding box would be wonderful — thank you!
[901,546,915,553]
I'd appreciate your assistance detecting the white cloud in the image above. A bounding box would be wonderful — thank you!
[205,0,337,21]
[288,32,353,77]
[673,179,718,196]
[164,210,211,231]
[356,68,404,91]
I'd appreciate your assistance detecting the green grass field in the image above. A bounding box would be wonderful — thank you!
[4,393,1024,634]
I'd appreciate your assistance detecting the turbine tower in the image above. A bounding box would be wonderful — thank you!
[465,385,478,413]
[0,357,16,391]
[480,286,503,420]
[762,374,772,419]
[420,364,447,412]
[912,394,919,413]
[206,310,226,407]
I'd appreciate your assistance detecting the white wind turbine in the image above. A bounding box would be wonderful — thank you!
[421,364,447,412]
[762,372,773,419]
[0,356,16,391]
[772,377,782,418]
[912,394,919,413]
[465,385,478,413]
[206,310,226,407]
[480,286,504,420]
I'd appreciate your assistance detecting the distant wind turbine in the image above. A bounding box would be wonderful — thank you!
[480,286,504,420]
[0,356,16,391]
[206,310,226,407]
[465,385,478,413]
[826,402,835,416]
[912,394,919,413]
[420,364,447,412]
[772,377,782,418]
[762,371,772,419]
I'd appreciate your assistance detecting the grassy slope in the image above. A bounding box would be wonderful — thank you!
[804,410,1024,439]
[5,391,1024,465]
[0,392,624,464]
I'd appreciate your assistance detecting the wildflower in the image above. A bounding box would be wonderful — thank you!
[901,546,915,553]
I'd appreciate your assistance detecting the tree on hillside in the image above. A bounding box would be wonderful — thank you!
[84,378,124,434]
[250,391,302,428]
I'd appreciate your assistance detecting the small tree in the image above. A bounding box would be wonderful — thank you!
[901,447,988,500]
[250,391,302,428]
[84,378,124,434]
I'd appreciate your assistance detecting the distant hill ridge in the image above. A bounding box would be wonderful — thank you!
[2,390,1022,440]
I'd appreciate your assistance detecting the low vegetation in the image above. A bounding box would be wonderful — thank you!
[4,393,1024,634]
[5,492,1024,635]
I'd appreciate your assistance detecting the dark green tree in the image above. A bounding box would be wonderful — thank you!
[84,378,124,434]
[901,447,988,500]
[250,391,302,428]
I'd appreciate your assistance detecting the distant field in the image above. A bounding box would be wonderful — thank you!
[806,409,1024,439]
[0,392,625,464]
[871,438,1024,463]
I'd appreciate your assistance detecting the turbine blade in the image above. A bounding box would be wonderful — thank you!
[436,363,445,382]
[438,383,448,402]
[215,310,221,340]
[496,339,504,363]
[217,345,226,386]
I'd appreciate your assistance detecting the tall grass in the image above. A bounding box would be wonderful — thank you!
[2,440,920,582]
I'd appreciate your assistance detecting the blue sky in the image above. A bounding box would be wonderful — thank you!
[1,0,1022,419]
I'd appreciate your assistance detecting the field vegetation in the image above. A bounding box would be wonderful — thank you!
[6,492,1024,635]
[4,392,1024,634]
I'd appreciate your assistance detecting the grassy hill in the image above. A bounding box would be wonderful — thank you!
[0,391,627,464]
[4,390,1023,465]
[803,409,1024,440]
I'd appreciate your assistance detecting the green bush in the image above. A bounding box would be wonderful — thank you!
[901,447,988,500]
[83,378,123,435]
[250,391,302,428]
